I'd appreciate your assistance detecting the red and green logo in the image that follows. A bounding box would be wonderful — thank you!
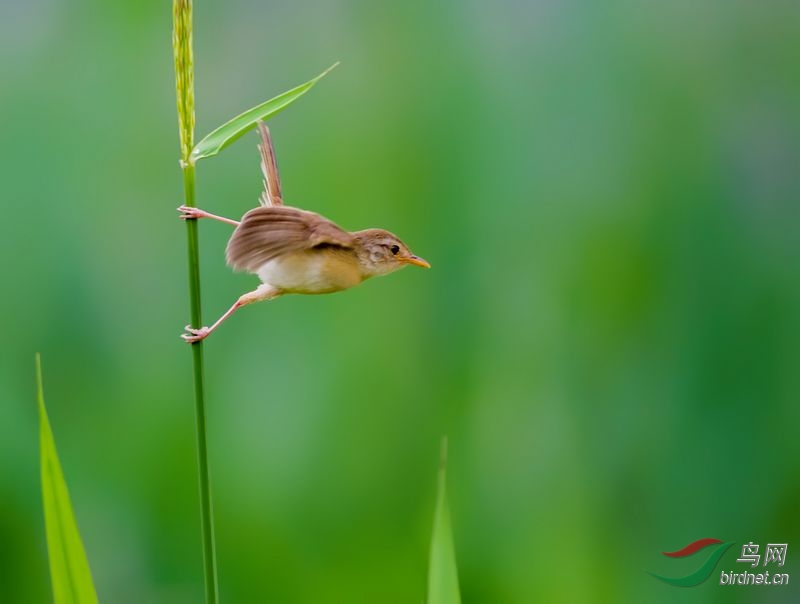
[646,538,735,587]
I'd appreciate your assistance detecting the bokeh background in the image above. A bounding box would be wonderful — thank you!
[2,0,799,602]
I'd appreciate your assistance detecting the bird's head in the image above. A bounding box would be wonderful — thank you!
[354,228,431,278]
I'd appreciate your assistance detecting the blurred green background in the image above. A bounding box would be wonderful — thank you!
[2,0,799,602]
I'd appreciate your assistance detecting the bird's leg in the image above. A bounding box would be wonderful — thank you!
[181,284,280,343]
[177,205,240,227]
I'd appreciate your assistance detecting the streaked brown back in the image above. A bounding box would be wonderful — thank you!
[226,206,355,272]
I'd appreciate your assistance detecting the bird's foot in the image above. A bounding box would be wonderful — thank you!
[181,324,211,343]
[177,205,208,220]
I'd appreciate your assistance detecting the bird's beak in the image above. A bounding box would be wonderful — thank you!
[402,255,431,269]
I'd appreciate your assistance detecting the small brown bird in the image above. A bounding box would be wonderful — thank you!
[178,123,429,343]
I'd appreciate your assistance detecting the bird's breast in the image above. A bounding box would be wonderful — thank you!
[256,249,363,294]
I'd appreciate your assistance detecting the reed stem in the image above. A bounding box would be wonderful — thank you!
[173,1,219,601]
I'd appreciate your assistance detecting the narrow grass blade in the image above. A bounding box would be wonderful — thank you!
[190,62,339,163]
[36,354,98,604]
[427,437,461,604]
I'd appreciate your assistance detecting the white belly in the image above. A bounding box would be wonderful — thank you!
[256,251,363,294]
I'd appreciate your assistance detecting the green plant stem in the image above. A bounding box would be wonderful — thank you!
[173,0,218,599]
[182,162,219,603]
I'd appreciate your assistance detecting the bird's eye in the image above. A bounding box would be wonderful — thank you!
[390,245,400,255]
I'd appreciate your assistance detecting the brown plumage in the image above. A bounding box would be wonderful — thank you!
[257,121,282,207]
[178,122,429,343]
[226,206,354,273]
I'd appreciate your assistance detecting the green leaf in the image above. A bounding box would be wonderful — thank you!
[36,354,98,604]
[191,62,339,162]
[427,437,461,604]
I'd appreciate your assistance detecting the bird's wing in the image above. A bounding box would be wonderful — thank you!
[226,206,355,272]
[257,121,283,207]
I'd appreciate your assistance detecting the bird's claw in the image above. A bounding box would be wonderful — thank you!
[181,324,211,343]
[177,205,206,220]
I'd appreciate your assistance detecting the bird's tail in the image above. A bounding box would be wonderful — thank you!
[257,121,283,207]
